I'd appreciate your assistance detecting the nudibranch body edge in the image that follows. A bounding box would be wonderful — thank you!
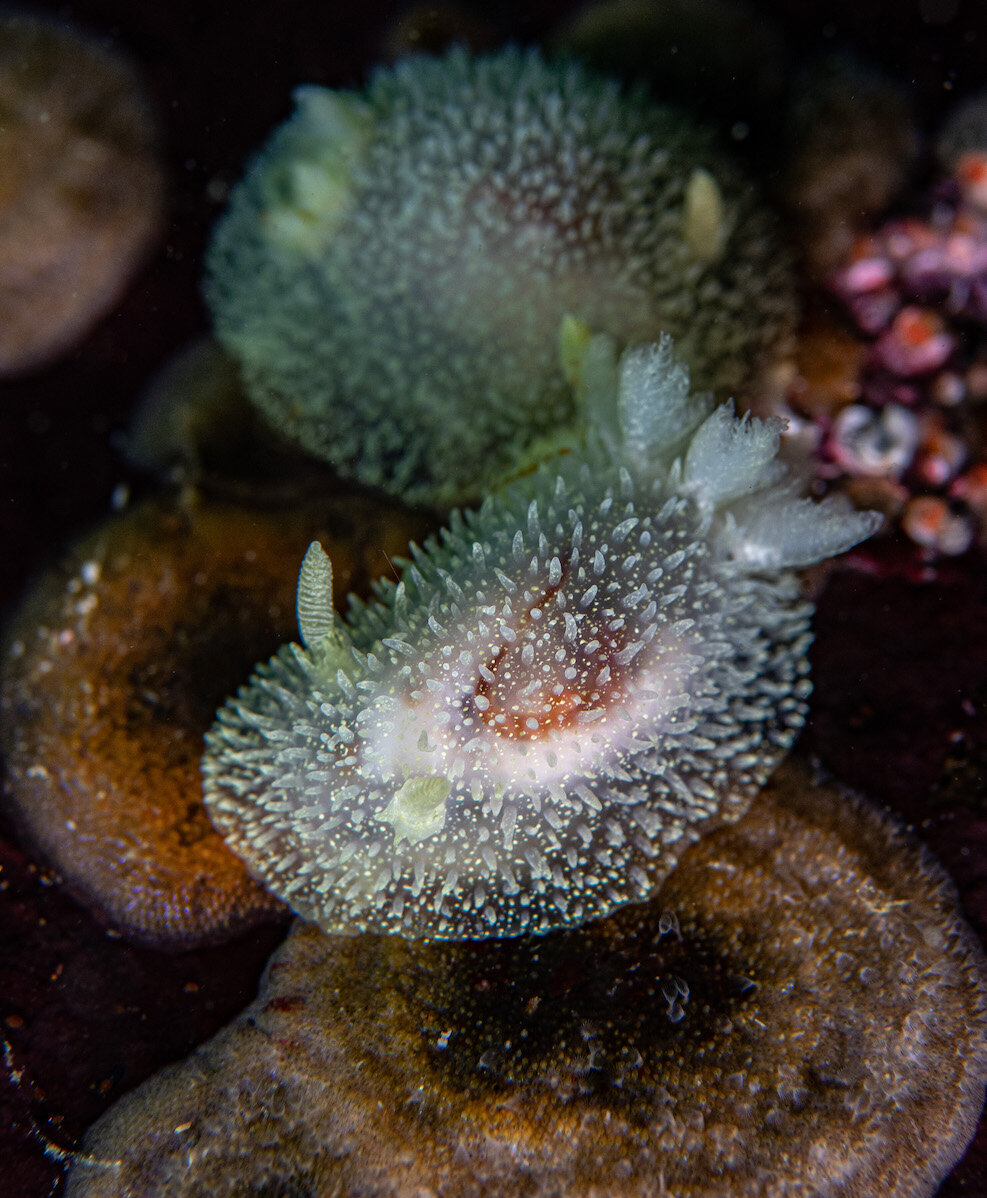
[203,336,880,940]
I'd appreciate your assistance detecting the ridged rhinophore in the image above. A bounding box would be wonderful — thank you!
[206,47,795,505]
[202,336,880,940]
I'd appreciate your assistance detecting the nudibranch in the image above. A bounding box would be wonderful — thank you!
[202,336,880,940]
[206,45,794,505]
[66,760,987,1198]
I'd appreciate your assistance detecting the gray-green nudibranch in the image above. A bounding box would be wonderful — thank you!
[202,336,880,941]
[206,45,795,506]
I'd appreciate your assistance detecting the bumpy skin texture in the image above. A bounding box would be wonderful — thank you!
[66,760,987,1198]
[206,46,795,505]
[203,337,880,940]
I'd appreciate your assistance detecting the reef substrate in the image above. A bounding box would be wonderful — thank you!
[65,758,987,1198]
[0,12,163,376]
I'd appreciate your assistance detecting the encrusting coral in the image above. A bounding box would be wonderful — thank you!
[0,12,163,376]
[64,759,987,1198]
[203,335,879,940]
[206,46,795,505]
[778,88,987,558]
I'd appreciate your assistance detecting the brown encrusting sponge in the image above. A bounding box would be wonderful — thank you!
[65,758,987,1197]
[0,12,164,375]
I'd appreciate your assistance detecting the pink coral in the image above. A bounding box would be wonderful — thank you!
[793,128,987,557]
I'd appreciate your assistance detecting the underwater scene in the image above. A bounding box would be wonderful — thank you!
[2,0,987,1194]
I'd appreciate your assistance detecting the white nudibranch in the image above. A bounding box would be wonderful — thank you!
[202,335,880,941]
[206,45,795,506]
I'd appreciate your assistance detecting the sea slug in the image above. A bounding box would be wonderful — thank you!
[202,335,880,939]
[206,46,794,505]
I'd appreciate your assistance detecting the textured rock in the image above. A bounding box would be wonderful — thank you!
[0,13,163,375]
[66,758,987,1197]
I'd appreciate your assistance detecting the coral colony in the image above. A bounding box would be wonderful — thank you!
[204,332,880,940]
[807,109,987,557]
[207,46,793,505]
[68,765,987,1198]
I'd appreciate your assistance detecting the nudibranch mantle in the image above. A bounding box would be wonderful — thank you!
[203,336,880,940]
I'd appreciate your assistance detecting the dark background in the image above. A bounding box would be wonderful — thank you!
[2,2,987,1195]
